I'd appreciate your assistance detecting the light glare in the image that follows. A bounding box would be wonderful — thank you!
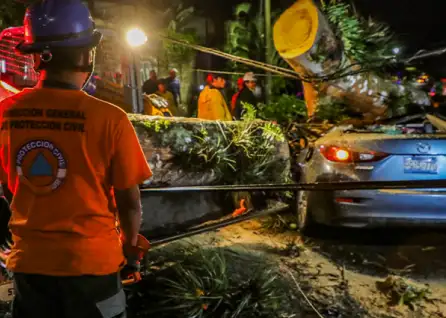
[126,28,147,48]
[335,149,350,161]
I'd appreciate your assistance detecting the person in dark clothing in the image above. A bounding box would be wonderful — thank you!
[165,68,181,107]
[234,72,258,120]
[231,77,244,116]
[142,70,158,95]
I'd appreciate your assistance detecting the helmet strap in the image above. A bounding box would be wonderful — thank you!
[33,48,96,90]
[80,49,96,89]
[33,47,96,74]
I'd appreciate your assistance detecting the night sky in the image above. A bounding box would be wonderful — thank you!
[220,0,446,52]
[355,0,446,77]
[355,0,446,51]
[190,0,446,77]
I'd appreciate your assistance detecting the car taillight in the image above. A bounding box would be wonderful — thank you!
[319,145,388,163]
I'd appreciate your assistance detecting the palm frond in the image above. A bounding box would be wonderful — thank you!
[234,3,252,16]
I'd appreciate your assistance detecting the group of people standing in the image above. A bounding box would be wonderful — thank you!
[142,69,260,121]
[142,68,181,116]
[197,72,259,121]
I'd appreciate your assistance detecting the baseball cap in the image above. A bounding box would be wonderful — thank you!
[243,72,257,82]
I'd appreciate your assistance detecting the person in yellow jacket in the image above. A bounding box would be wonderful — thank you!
[198,74,232,121]
[156,80,179,116]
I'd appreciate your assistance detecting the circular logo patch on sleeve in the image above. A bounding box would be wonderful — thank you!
[16,140,67,195]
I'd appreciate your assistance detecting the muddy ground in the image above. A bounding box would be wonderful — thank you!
[1,220,445,317]
[171,220,446,317]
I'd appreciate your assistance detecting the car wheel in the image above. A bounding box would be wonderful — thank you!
[296,191,315,233]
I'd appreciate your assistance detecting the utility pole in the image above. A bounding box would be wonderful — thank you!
[264,0,272,104]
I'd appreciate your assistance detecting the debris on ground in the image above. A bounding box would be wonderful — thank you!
[2,220,446,318]
[376,276,430,310]
[260,212,299,233]
[203,221,446,318]
[127,245,298,318]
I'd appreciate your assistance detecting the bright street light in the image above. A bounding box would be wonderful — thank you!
[126,27,147,114]
[126,28,147,48]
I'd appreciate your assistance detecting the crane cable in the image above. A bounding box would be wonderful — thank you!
[159,34,300,79]
[158,34,394,83]
[159,34,446,84]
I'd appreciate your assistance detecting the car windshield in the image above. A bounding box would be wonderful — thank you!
[343,114,446,135]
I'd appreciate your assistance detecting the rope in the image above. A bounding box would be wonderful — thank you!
[158,34,303,80]
[158,34,385,83]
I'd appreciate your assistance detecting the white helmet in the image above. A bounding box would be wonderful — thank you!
[243,72,257,82]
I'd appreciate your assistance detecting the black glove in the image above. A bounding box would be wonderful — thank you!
[123,255,140,271]
[120,245,142,281]
[120,235,149,283]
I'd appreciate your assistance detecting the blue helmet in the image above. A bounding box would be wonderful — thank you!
[16,0,102,54]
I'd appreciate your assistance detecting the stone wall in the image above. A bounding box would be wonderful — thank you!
[129,115,291,236]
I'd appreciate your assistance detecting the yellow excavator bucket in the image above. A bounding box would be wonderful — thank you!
[273,0,319,59]
[273,0,431,119]
[274,0,320,116]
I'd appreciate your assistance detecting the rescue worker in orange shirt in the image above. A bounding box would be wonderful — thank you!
[0,1,152,317]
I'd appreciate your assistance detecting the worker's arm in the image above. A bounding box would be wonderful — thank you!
[216,91,232,121]
[111,115,152,248]
[115,186,141,246]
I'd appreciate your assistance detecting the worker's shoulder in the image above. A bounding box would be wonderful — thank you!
[0,95,15,109]
[199,87,218,100]
[83,94,128,120]
[0,89,30,111]
[206,87,223,96]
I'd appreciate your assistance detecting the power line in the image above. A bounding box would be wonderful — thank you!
[193,68,285,78]
[158,33,394,83]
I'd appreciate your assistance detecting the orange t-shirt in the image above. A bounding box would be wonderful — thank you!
[0,87,152,276]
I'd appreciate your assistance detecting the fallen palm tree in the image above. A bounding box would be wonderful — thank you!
[129,115,291,236]
[273,0,431,119]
